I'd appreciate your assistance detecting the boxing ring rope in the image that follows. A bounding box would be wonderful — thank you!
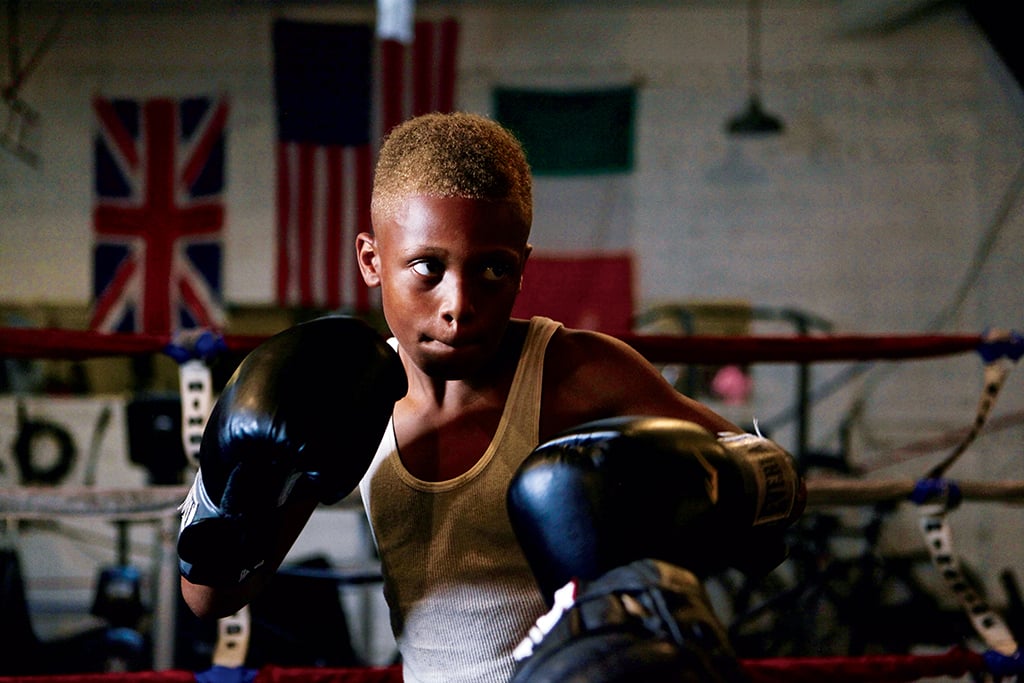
[0,651,995,682]
[7,475,1024,519]
[805,477,1024,507]
[0,485,190,518]
[0,325,987,362]
[1,324,1022,682]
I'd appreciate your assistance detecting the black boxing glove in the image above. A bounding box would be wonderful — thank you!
[510,559,751,683]
[507,416,805,605]
[177,316,407,587]
[713,430,805,578]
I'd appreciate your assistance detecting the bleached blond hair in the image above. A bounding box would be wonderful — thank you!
[371,112,532,229]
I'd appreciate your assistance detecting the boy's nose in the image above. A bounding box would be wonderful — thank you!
[440,275,476,325]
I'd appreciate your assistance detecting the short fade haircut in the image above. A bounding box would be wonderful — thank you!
[371,112,532,229]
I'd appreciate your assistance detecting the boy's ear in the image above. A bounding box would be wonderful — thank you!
[356,232,381,287]
[519,243,533,293]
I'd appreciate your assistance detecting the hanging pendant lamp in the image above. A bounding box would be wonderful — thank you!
[727,0,784,135]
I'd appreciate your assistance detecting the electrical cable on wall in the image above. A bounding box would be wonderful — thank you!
[12,401,77,486]
[761,154,1024,450]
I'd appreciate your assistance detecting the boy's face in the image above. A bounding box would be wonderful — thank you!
[358,195,531,380]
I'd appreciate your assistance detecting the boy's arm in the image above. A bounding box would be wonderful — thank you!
[181,491,318,619]
[542,327,741,437]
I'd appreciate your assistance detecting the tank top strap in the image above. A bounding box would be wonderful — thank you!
[501,316,562,447]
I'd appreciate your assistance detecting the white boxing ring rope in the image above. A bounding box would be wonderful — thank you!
[0,485,190,519]
[805,478,1024,508]
[0,324,1021,678]
[6,476,1024,515]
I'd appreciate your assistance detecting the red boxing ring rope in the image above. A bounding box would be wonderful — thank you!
[0,326,985,363]
[0,649,991,683]
[743,647,987,683]
[0,327,267,360]
[617,331,984,364]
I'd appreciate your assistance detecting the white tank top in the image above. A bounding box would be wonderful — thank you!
[359,316,562,683]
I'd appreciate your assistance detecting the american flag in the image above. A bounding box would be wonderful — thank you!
[90,96,228,335]
[274,18,459,312]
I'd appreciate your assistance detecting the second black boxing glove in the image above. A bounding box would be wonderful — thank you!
[507,416,805,605]
[178,316,407,587]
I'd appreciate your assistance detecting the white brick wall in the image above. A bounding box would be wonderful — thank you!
[1,0,1021,670]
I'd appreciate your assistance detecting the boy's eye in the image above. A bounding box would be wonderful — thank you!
[411,260,442,277]
[482,263,513,282]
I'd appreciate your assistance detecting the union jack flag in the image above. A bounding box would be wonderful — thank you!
[274,19,458,312]
[90,96,228,335]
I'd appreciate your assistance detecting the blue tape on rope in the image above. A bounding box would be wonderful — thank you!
[977,329,1024,363]
[165,330,228,364]
[984,648,1024,676]
[910,477,963,508]
[194,665,259,682]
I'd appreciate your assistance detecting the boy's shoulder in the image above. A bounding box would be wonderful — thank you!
[539,326,647,439]
[542,325,648,399]
[512,317,618,365]
[544,324,628,364]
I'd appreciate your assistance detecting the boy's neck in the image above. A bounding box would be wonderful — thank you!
[392,320,530,481]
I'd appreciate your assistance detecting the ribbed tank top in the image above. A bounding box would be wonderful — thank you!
[359,316,561,683]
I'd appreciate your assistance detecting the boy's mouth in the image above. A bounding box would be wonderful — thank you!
[422,333,481,351]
